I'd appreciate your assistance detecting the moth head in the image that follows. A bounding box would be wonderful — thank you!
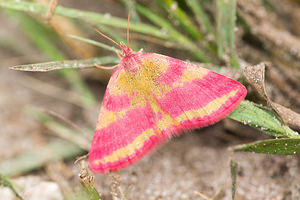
[120,42,133,57]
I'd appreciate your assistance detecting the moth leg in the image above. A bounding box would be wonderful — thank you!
[95,64,118,70]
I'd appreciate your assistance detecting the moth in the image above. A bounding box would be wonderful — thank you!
[89,14,247,173]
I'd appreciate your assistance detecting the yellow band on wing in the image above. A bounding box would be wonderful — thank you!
[157,114,179,130]
[176,89,238,121]
[93,129,156,165]
[94,90,238,165]
[97,70,209,130]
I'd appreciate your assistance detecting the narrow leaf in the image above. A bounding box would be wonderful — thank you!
[216,0,239,68]
[0,139,85,176]
[135,3,211,62]
[10,56,119,72]
[157,0,203,40]
[135,4,186,44]
[232,138,300,155]
[229,100,299,138]
[186,0,215,38]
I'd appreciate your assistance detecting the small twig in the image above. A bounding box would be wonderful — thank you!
[45,162,73,196]
[109,172,122,200]
[44,109,90,139]
[46,0,58,21]
[194,191,213,200]
[18,75,88,108]
[74,154,89,165]
[27,106,91,150]
[127,32,179,48]
[230,156,238,200]
[212,189,226,200]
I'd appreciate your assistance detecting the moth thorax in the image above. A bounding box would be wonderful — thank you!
[120,43,133,56]
[121,54,141,73]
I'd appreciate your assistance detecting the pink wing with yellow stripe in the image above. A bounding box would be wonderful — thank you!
[89,52,247,173]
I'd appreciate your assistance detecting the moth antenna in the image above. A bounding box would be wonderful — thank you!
[94,29,121,48]
[127,8,132,47]
[82,18,121,48]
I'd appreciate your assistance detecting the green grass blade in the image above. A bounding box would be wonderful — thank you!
[229,101,299,137]
[135,4,211,62]
[157,0,203,40]
[0,174,24,200]
[231,138,300,155]
[10,56,119,72]
[0,0,167,40]
[216,0,239,68]
[186,0,215,38]
[135,4,188,45]
[27,106,92,150]
[0,139,85,177]
[155,0,217,58]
